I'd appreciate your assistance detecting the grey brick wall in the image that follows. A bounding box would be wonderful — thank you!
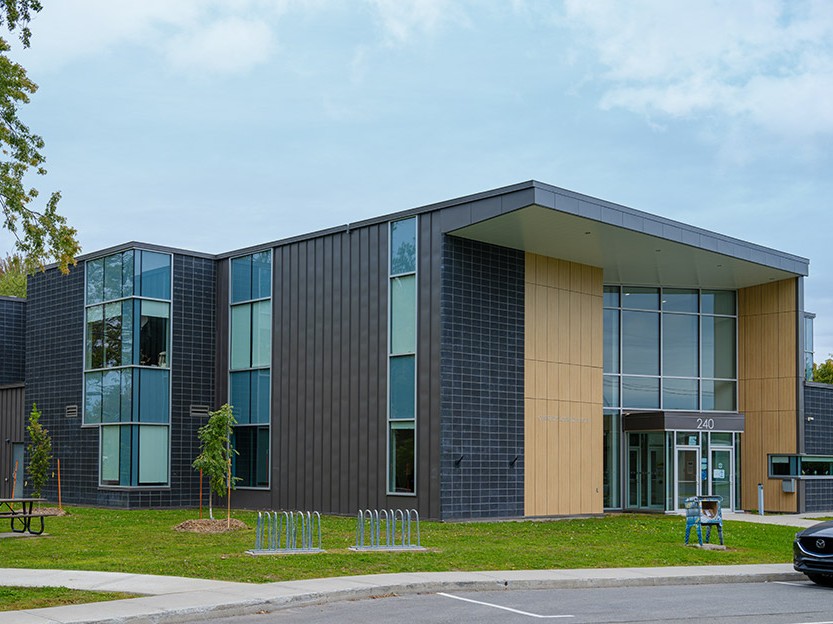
[804,383,833,512]
[25,266,100,504]
[439,236,525,519]
[25,255,216,508]
[0,297,26,386]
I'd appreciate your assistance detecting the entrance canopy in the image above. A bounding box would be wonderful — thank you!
[623,411,745,433]
[437,181,808,289]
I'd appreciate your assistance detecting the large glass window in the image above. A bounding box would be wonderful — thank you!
[603,287,736,413]
[622,311,659,375]
[84,249,172,488]
[229,250,272,488]
[388,217,417,495]
[100,424,169,486]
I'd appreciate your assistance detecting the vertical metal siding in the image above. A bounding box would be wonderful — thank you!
[265,219,441,518]
[0,384,25,498]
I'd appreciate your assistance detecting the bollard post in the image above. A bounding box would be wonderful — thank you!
[758,483,764,516]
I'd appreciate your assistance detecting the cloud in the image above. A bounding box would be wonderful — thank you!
[367,0,468,46]
[166,17,275,74]
[560,0,833,142]
[18,0,283,75]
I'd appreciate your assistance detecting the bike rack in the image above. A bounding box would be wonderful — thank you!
[350,508,425,551]
[248,510,323,555]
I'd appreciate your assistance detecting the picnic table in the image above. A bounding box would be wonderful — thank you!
[0,498,47,535]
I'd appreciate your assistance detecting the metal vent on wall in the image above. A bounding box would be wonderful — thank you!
[65,405,78,418]
[190,405,210,418]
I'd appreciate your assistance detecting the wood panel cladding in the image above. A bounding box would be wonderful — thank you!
[737,278,799,512]
[524,254,603,516]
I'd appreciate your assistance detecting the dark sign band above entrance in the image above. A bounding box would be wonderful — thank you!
[623,411,745,433]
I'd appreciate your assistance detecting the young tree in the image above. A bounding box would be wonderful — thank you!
[192,404,238,520]
[0,1,80,273]
[813,357,833,385]
[26,402,51,498]
[0,252,27,297]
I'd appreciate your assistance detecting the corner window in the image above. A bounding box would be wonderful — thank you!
[84,249,172,488]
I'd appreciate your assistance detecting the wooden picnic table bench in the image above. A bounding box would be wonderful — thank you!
[0,498,47,535]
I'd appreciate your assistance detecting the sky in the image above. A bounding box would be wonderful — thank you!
[1,0,832,359]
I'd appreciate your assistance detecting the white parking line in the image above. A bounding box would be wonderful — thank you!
[437,592,574,619]
[773,581,811,587]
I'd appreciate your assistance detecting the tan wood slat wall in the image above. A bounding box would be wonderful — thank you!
[524,253,604,516]
[737,278,799,512]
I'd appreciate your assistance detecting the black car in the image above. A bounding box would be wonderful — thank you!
[794,521,833,586]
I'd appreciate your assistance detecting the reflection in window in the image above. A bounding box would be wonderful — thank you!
[232,426,269,487]
[139,301,169,367]
[389,423,415,493]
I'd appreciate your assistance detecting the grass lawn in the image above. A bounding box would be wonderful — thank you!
[0,586,136,612]
[0,507,797,584]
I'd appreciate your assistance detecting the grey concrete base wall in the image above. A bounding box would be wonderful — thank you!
[439,236,525,519]
[804,382,833,512]
[0,297,26,385]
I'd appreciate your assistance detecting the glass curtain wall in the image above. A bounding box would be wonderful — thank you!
[229,251,272,488]
[603,286,738,509]
[84,249,172,487]
[388,218,417,494]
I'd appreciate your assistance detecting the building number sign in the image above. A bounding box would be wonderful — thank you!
[696,417,716,430]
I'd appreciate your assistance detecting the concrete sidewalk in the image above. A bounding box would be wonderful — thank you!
[0,511,819,624]
[0,564,804,624]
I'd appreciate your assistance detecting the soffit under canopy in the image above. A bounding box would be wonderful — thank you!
[448,203,805,290]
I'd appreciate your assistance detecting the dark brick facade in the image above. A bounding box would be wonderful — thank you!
[439,236,525,519]
[25,254,215,508]
[804,382,833,511]
[25,265,94,503]
[0,296,26,386]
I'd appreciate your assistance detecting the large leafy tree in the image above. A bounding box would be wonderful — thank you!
[0,1,79,273]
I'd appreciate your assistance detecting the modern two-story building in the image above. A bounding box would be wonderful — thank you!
[2,180,831,519]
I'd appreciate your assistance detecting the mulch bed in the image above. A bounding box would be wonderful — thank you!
[174,518,249,533]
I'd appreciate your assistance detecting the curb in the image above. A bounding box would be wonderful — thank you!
[2,567,805,624]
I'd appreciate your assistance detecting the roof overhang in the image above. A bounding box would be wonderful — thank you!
[443,182,808,290]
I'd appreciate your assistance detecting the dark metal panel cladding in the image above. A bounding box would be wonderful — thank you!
[269,221,443,517]
[0,384,25,498]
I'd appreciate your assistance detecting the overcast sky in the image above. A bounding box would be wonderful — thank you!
[2,0,832,360]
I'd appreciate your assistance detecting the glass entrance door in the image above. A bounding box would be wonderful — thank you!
[627,433,666,510]
[710,448,733,509]
[676,448,700,508]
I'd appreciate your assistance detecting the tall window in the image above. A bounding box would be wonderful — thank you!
[229,251,271,488]
[603,286,737,413]
[805,313,815,382]
[84,249,172,487]
[388,218,417,494]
